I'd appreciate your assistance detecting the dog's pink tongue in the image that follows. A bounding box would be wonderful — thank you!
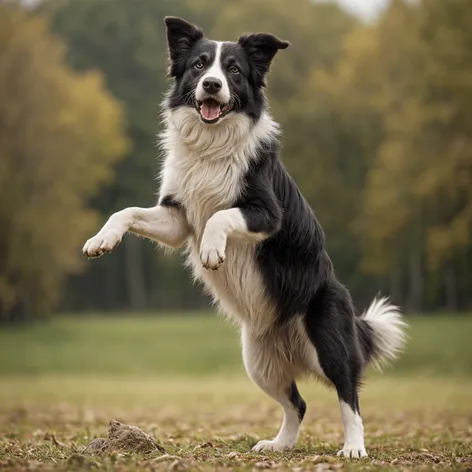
[201,100,220,120]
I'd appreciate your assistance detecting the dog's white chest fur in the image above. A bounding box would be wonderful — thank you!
[159,109,278,333]
[169,153,243,234]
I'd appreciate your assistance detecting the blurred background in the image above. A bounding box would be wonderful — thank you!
[0,0,471,383]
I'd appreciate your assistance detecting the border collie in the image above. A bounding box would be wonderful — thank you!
[83,17,407,458]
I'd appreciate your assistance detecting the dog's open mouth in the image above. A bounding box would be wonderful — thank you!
[197,98,232,124]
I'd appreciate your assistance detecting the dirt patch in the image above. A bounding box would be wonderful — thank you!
[84,419,166,455]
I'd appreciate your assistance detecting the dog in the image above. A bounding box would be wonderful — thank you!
[82,17,407,458]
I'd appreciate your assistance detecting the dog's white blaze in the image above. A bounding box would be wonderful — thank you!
[195,41,231,104]
[337,401,367,458]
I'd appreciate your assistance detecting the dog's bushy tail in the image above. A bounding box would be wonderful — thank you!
[357,297,407,371]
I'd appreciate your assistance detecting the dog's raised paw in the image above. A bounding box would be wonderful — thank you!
[199,235,226,270]
[337,447,368,459]
[252,439,290,452]
[82,231,122,259]
[200,247,225,270]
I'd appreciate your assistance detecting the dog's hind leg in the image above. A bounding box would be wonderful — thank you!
[304,281,368,458]
[241,325,306,452]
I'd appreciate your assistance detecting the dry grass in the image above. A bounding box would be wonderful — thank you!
[1,375,471,471]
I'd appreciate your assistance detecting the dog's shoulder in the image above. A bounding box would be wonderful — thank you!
[238,138,310,217]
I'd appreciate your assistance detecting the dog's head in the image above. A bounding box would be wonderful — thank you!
[164,17,289,124]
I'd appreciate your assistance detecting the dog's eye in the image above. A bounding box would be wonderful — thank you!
[229,66,240,74]
[194,61,204,70]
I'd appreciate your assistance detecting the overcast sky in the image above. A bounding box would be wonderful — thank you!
[326,0,389,21]
[21,0,390,23]
[22,0,390,21]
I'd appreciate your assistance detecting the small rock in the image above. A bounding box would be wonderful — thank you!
[83,419,165,456]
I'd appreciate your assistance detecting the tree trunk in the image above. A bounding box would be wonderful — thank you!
[408,249,423,313]
[104,255,120,309]
[444,263,458,312]
[389,266,402,306]
[124,237,147,310]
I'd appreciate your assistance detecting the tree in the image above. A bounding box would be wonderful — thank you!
[279,0,472,311]
[0,4,127,321]
[353,0,472,310]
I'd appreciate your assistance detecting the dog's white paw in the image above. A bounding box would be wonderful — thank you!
[252,439,291,452]
[200,233,226,270]
[82,230,122,258]
[337,446,368,459]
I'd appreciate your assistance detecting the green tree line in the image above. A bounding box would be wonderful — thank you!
[1,0,471,320]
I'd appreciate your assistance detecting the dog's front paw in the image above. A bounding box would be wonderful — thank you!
[82,230,122,259]
[252,439,291,452]
[200,233,226,270]
[337,446,368,459]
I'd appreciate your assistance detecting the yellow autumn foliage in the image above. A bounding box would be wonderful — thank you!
[0,7,128,318]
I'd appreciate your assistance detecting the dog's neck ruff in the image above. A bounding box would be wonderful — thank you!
[161,107,280,163]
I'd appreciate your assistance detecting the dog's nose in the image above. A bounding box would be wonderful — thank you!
[202,77,222,94]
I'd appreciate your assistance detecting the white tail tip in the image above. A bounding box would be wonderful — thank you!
[361,296,407,371]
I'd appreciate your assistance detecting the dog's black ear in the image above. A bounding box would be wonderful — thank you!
[164,17,203,77]
[238,33,289,86]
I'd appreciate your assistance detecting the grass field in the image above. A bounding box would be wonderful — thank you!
[1,314,471,376]
[0,314,471,471]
